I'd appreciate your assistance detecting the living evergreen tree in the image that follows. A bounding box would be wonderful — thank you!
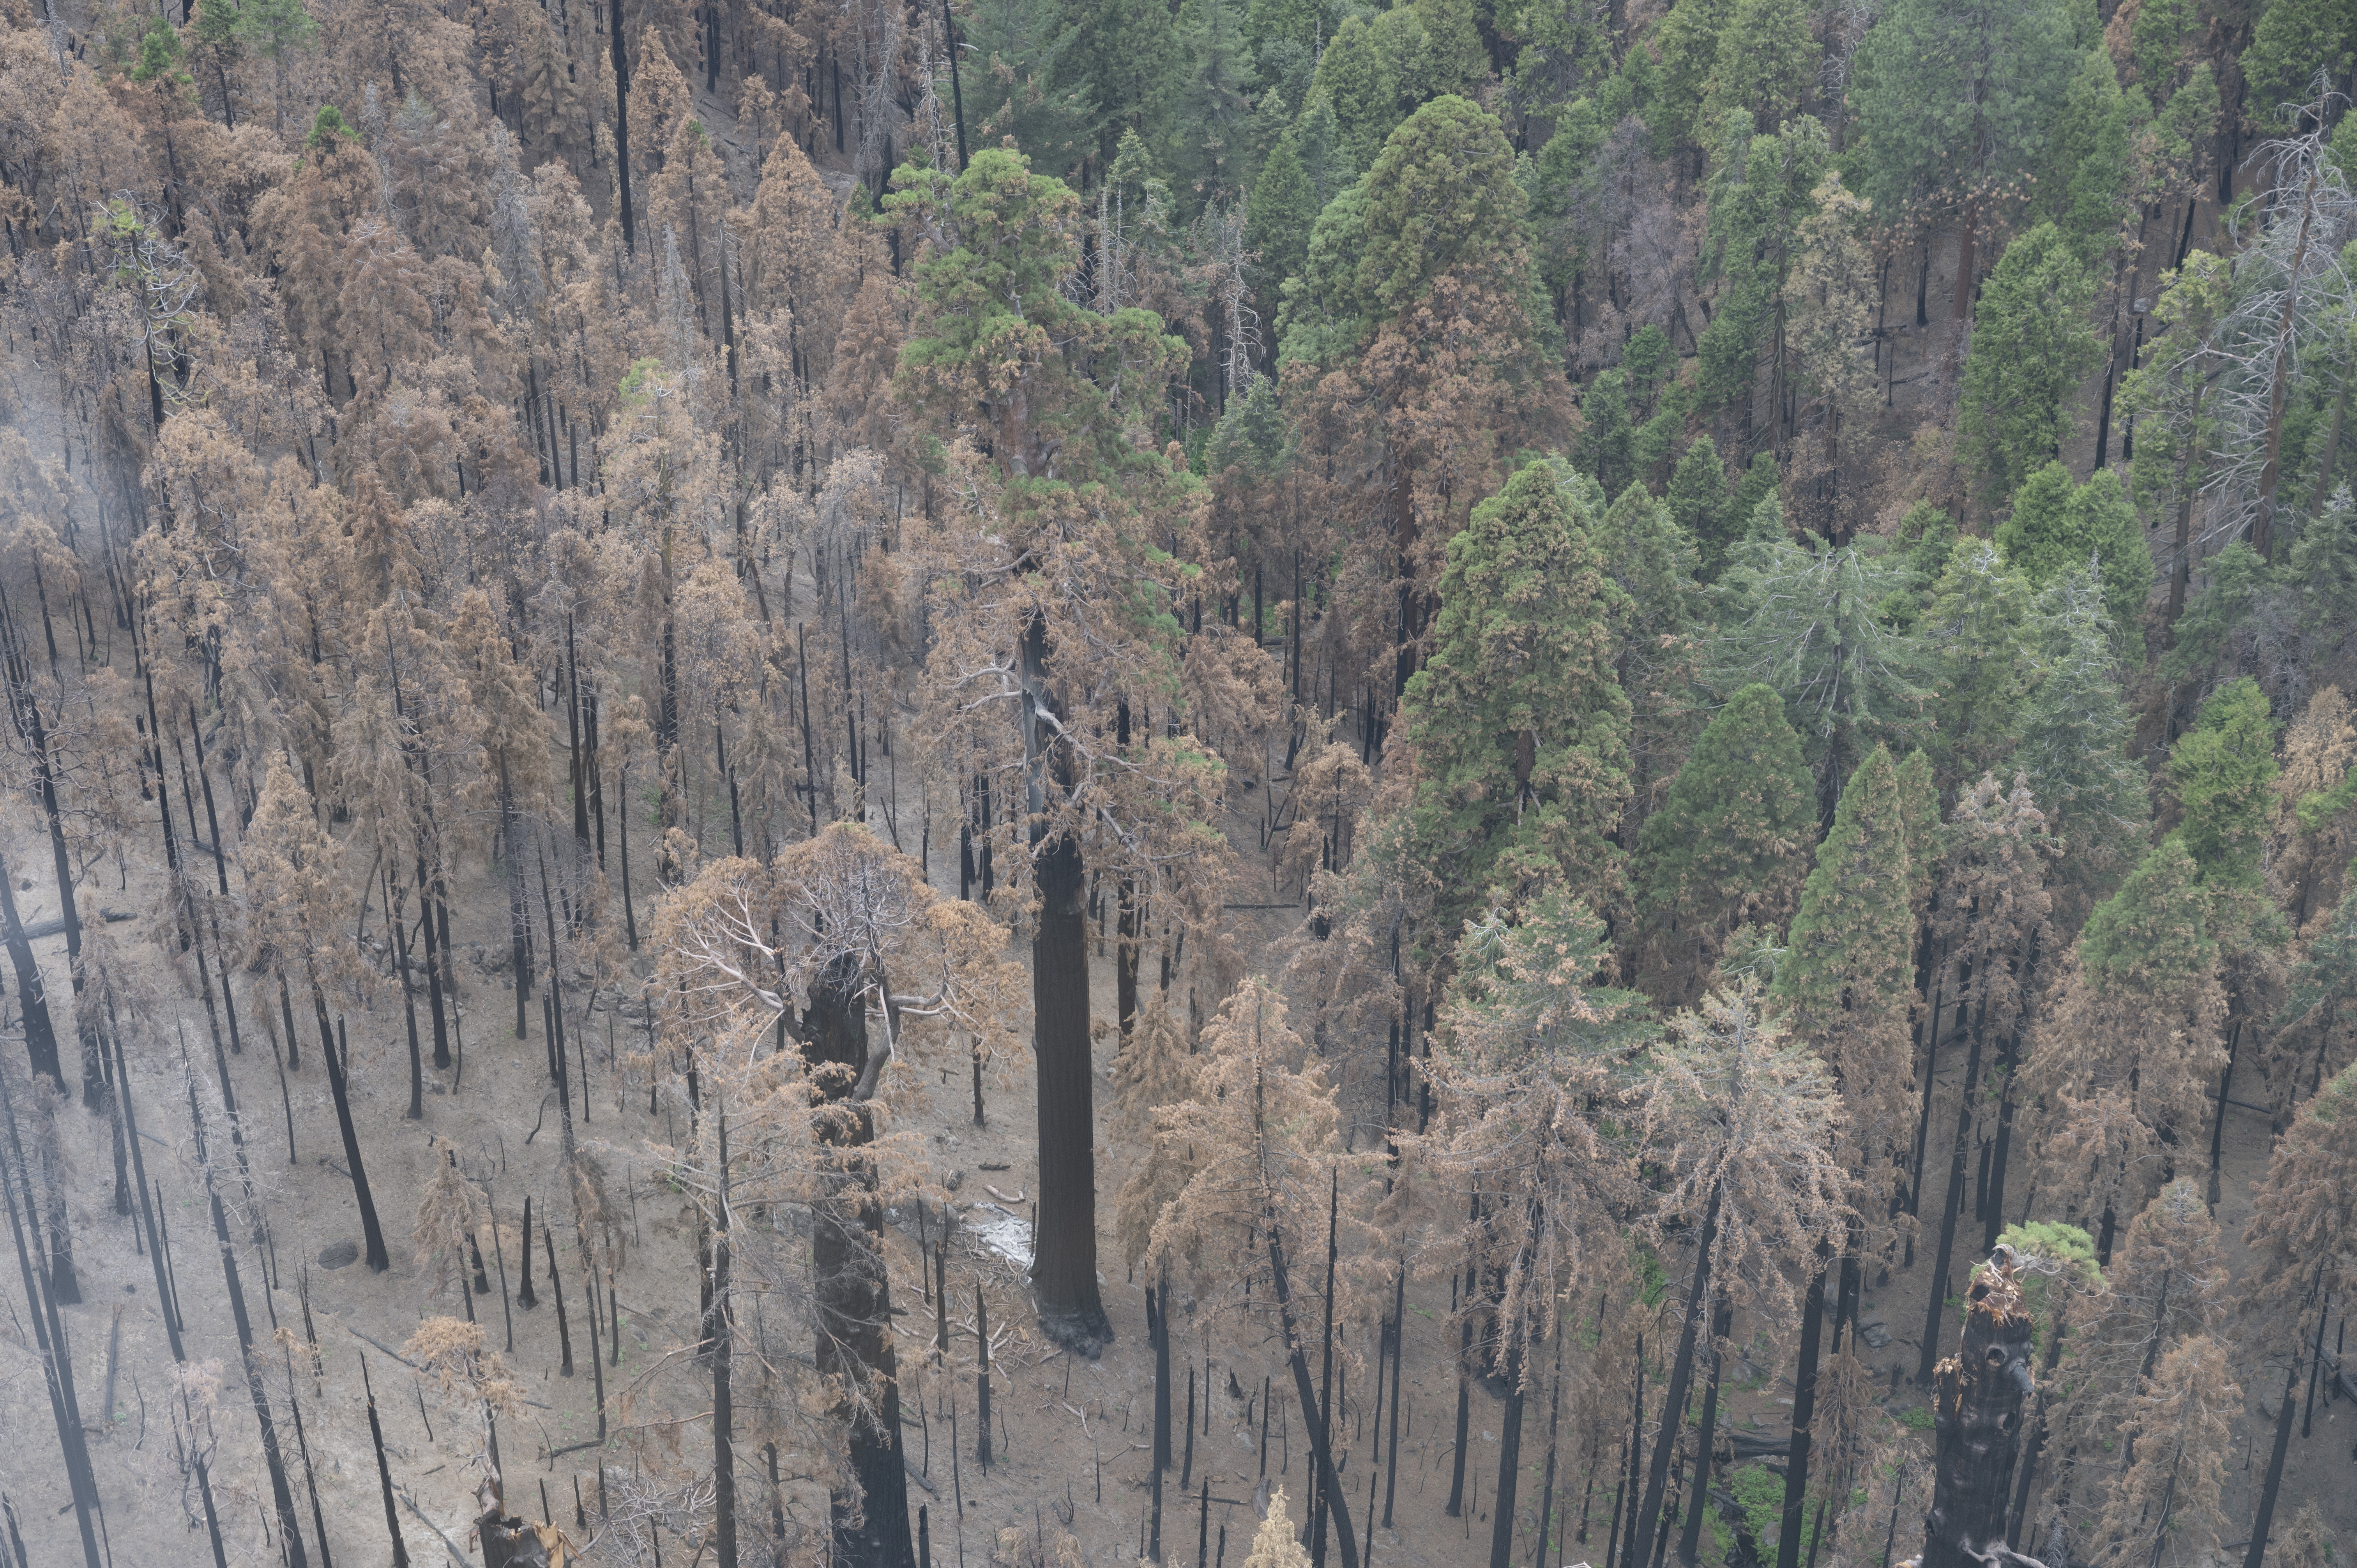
[1960,224,2103,506]
[1774,743,1920,1215]
[1053,0,1186,167]
[2044,46,2140,258]
[2168,677,2278,894]
[2239,0,2357,131]
[1715,538,1936,822]
[1700,0,1818,138]
[1634,684,1819,1005]
[1398,457,1633,933]
[1596,479,1705,848]
[1921,540,2036,794]
[1664,436,1730,549]
[1245,127,1314,301]
[1848,0,2080,313]
[2014,572,2152,927]
[1171,0,1252,204]
[1996,462,2152,635]
[1695,112,1829,415]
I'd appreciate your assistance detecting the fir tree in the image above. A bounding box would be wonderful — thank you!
[1634,684,1818,1005]
[2168,678,2278,895]
[1921,540,2036,794]
[1715,537,1936,822]
[1700,0,1818,139]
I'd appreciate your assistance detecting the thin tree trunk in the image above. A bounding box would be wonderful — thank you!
[1629,1181,1721,1568]
[315,981,389,1270]
[1919,1021,1986,1385]
[1775,1256,1829,1568]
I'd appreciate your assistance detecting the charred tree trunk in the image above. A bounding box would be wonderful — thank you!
[0,850,62,1091]
[803,955,915,1568]
[1774,1254,1829,1568]
[1922,1263,2034,1568]
[314,982,389,1271]
[1629,1179,1721,1568]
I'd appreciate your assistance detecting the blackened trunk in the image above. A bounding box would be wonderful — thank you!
[1676,1300,1727,1568]
[805,962,915,1568]
[360,1354,412,1568]
[1919,1025,1985,1385]
[1774,1257,1829,1568]
[1265,1224,1360,1568]
[1489,1335,1527,1568]
[0,853,62,1091]
[202,1128,310,1566]
[1629,1180,1721,1568]
[1028,829,1110,1347]
[1152,1275,1173,1472]
[1922,1266,2033,1568]
[2242,1353,2301,1568]
[316,984,389,1270]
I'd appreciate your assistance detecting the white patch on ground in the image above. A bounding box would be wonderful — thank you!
[968,1201,1033,1268]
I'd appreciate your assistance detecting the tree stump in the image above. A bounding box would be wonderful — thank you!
[1924,1257,2035,1568]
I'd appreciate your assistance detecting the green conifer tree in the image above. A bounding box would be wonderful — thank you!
[2240,0,2357,131]
[1960,224,2103,506]
[1635,684,1819,1005]
[1773,743,1920,1223]
[1399,457,1633,932]
[1696,113,1830,414]
[1246,129,1315,300]
[2168,677,2277,894]
[1701,0,1819,136]
[1995,462,2152,636]
[2014,572,2151,928]
[1922,540,2035,795]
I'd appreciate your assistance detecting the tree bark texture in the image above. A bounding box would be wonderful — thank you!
[1922,1262,2034,1568]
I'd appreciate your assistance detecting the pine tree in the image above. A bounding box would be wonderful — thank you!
[2240,0,2357,132]
[1244,127,1314,302]
[1848,0,2080,316]
[1921,540,2036,794]
[1996,463,2152,636]
[1695,112,1829,415]
[1053,0,1185,167]
[1242,1487,1312,1568]
[1960,224,2104,506]
[1634,684,1818,1005]
[1398,457,1632,934]
[2168,678,2277,895]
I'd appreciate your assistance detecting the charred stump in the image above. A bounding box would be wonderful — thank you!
[1924,1256,2035,1568]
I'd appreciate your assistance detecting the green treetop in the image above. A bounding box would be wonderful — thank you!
[1773,743,1922,1174]
[2014,571,2152,927]
[889,149,1189,486]
[1922,540,2036,795]
[1848,0,2080,228]
[1399,457,1634,929]
[2168,677,2277,894]
[1635,683,1820,1005]
[1996,462,2152,634]
[1696,112,1830,414]
[1701,0,1820,136]
[1960,224,2103,507]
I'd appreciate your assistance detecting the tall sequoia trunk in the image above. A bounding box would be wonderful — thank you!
[1922,1264,2034,1568]
[1022,616,1112,1350]
[804,955,915,1568]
